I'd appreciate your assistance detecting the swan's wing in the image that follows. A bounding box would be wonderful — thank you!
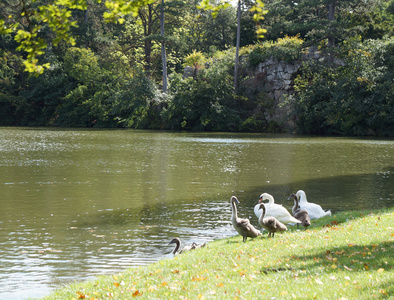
[265,204,302,224]
[301,202,330,219]
[239,218,261,235]
[265,204,290,218]
[238,217,252,228]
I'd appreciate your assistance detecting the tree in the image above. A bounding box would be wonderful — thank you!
[262,0,380,47]
[235,0,267,92]
[234,0,242,93]
[160,0,167,92]
[1,0,268,75]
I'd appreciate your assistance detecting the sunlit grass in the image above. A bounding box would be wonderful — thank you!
[41,208,393,299]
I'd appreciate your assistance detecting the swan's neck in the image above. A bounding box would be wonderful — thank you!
[259,205,266,223]
[292,199,297,212]
[299,193,308,203]
[295,197,300,209]
[231,201,238,221]
[172,240,181,254]
[267,195,274,204]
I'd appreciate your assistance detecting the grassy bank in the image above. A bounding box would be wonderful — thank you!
[41,208,393,299]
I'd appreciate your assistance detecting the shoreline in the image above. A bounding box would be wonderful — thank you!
[40,207,394,299]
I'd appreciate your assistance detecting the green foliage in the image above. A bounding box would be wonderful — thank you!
[110,73,164,129]
[262,0,386,45]
[0,0,393,136]
[183,50,206,70]
[163,74,240,131]
[163,50,241,131]
[0,0,157,74]
[248,35,304,67]
[291,37,394,136]
[0,49,28,125]
[63,47,99,83]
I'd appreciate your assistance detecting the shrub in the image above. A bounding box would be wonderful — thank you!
[248,35,304,68]
[290,37,394,136]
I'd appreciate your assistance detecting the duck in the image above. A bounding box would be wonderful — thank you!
[231,196,262,242]
[168,237,206,255]
[288,190,331,220]
[254,193,301,225]
[258,203,287,237]
[289,193,311,228]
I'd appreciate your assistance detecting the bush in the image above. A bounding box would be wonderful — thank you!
[163,49,241,131]
[248,35,304,68]
[290,37,394,136]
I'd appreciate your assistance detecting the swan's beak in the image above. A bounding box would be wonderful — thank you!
[258,198,262,203]
[234,198,240,204]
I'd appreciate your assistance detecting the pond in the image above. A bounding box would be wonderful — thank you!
[0,127,393,299]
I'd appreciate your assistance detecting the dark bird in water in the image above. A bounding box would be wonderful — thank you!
[258,203,287,238]
[168,237,206,255]
[231,196,261,242]
[288,193,311,228]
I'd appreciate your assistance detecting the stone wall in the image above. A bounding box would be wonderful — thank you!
[247,48,329,127]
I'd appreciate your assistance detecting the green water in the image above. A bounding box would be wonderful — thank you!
[0,128,393,299]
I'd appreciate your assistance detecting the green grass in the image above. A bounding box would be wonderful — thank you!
[41,208,393,299]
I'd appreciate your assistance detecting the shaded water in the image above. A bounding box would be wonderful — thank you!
[0,128,393,299]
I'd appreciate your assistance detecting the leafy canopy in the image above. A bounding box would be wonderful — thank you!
[1,0,268,75]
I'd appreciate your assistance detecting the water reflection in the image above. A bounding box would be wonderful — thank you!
[0,128,393,299]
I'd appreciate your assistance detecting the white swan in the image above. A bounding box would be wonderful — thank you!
[254,193,301,225]
[289,190,331,220]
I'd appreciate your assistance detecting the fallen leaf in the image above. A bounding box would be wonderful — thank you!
[132,290,142,297]
[377,268,384,273]
[192,276,207,282]
[216,283,224,287]
[380,289,387,296]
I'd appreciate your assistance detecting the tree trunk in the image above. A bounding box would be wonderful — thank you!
[160,0,167,92]
[234,0,241,94]
[327,1,335,47]
[140,5,154,74]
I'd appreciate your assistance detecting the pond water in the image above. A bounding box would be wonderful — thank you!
[0,128,393,299]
